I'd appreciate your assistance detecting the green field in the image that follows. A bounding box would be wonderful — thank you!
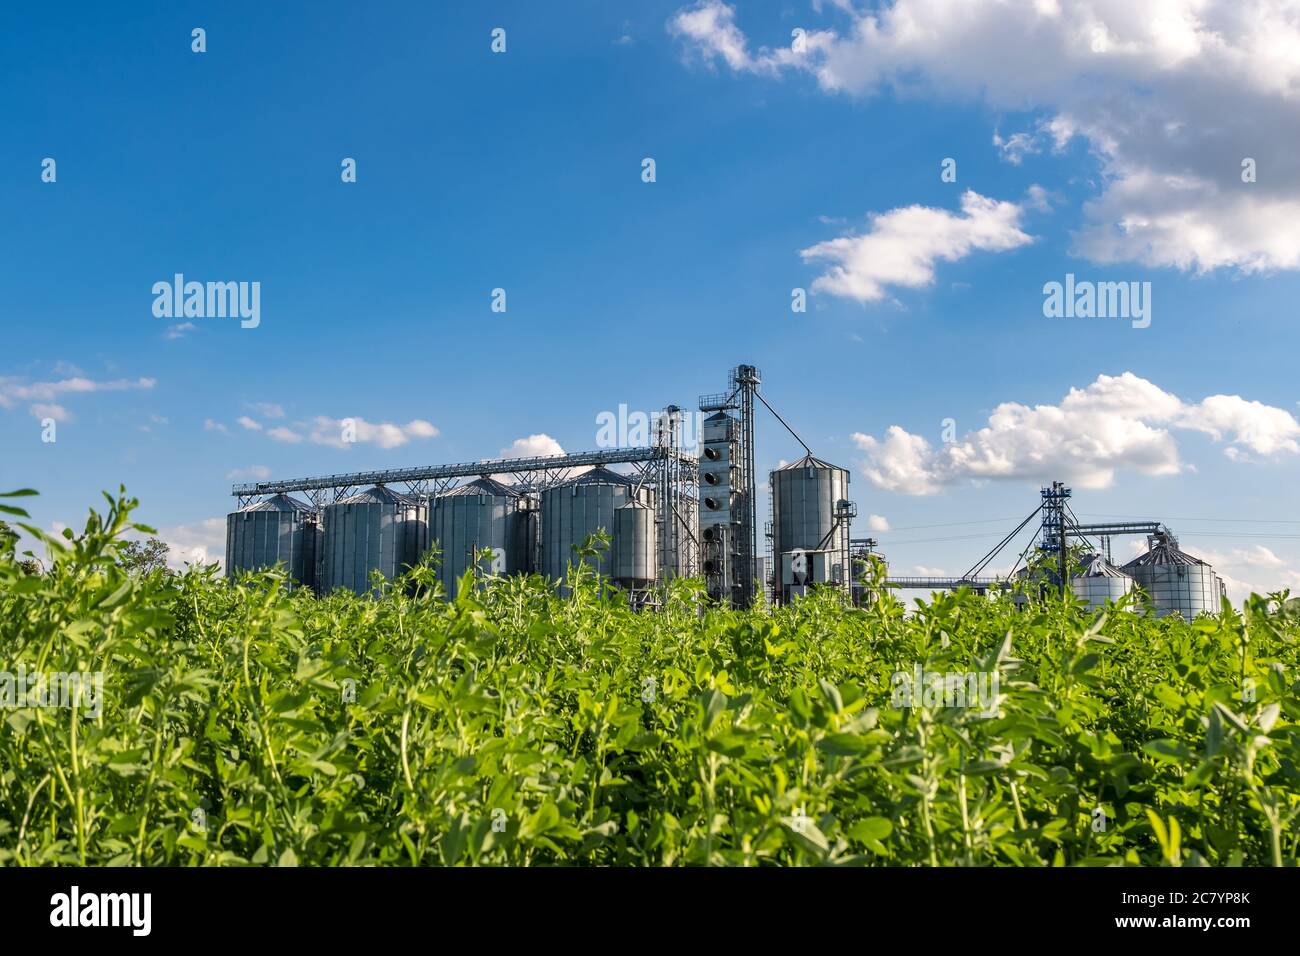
[2,488,1298,866]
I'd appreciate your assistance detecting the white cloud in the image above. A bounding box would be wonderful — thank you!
[204,419,229,434]
[305,417,439,449]
[993,129,1039,165]
[152,518,227,571]
[164,322,197,340]
[800,190,1034,302]
[852,372,1300,494]
[229,411,438,449]
[668,0,782,73]
[1196,545,1297,604]
[498,434,566,459]
[30,403,70,422]
[0,375,154,411]
[670,0,1300,274]
[267,426,304,444]
[248,402,285,419]
[226,465,272,481]
[1025,184,1052,213]
[867,513,891,531]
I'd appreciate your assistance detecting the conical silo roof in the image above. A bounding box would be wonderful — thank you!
[777,453,843,471]
[1121,537,1207,570]
[336,485,418,506]
[439,476,521,498]
[1079,554,1129,578]
[561,466,634,487]
[238,493,314,513]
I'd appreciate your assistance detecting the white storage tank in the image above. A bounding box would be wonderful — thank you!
[613,497,657,588]
[770,455,852,603]
[1121,534,1222,619]
[1071,553,1135,612]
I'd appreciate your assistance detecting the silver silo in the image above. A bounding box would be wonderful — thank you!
[225,493,319,590]
[770,454,852,603]
[322,485,426,594]
[430,476,529,597]
[1071,553,1135,612]
[1121,534,1221,619]
[540,466,637,590]
[613,497,657,588]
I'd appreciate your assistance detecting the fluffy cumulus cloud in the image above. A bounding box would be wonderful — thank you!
[867,513,891,531]
[1197,545,1300,603]
[498,434,567,459]
[851,372,1300,494]
[800,190,1034,302]
[152,518,228,571]
[670,0,1300,274]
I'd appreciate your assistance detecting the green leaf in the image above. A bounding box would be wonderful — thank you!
[1143,739,1190,762]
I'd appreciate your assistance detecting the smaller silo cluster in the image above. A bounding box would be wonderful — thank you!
[225,493,320,590]
[1071,553,1134,612]
[1121,534,1225,619]
[226,467,664,600]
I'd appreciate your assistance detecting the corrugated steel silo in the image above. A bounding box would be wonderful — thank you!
[430,477,529,596]
[613,497,657,587]
[322,485,426,594]
[1071,553,1134,612]
[540,467,635,590]
[1121,535,1221,619]
[771,454,851,602]
[225,493,319,590]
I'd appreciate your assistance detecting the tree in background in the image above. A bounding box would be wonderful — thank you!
[117,537,172,576]
[0,519,43,575]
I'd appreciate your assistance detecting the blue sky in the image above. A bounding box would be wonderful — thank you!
[2,0,1298,598]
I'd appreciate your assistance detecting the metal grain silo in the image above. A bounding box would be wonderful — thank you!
[540,467,635,590]
[225,494,319,590]
[321,485,426,595]
[771,455,851,603]
[613,497,657,588]
[1121,535,1220,619]
[1071,553,1134,612]
[430,477,529,596]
